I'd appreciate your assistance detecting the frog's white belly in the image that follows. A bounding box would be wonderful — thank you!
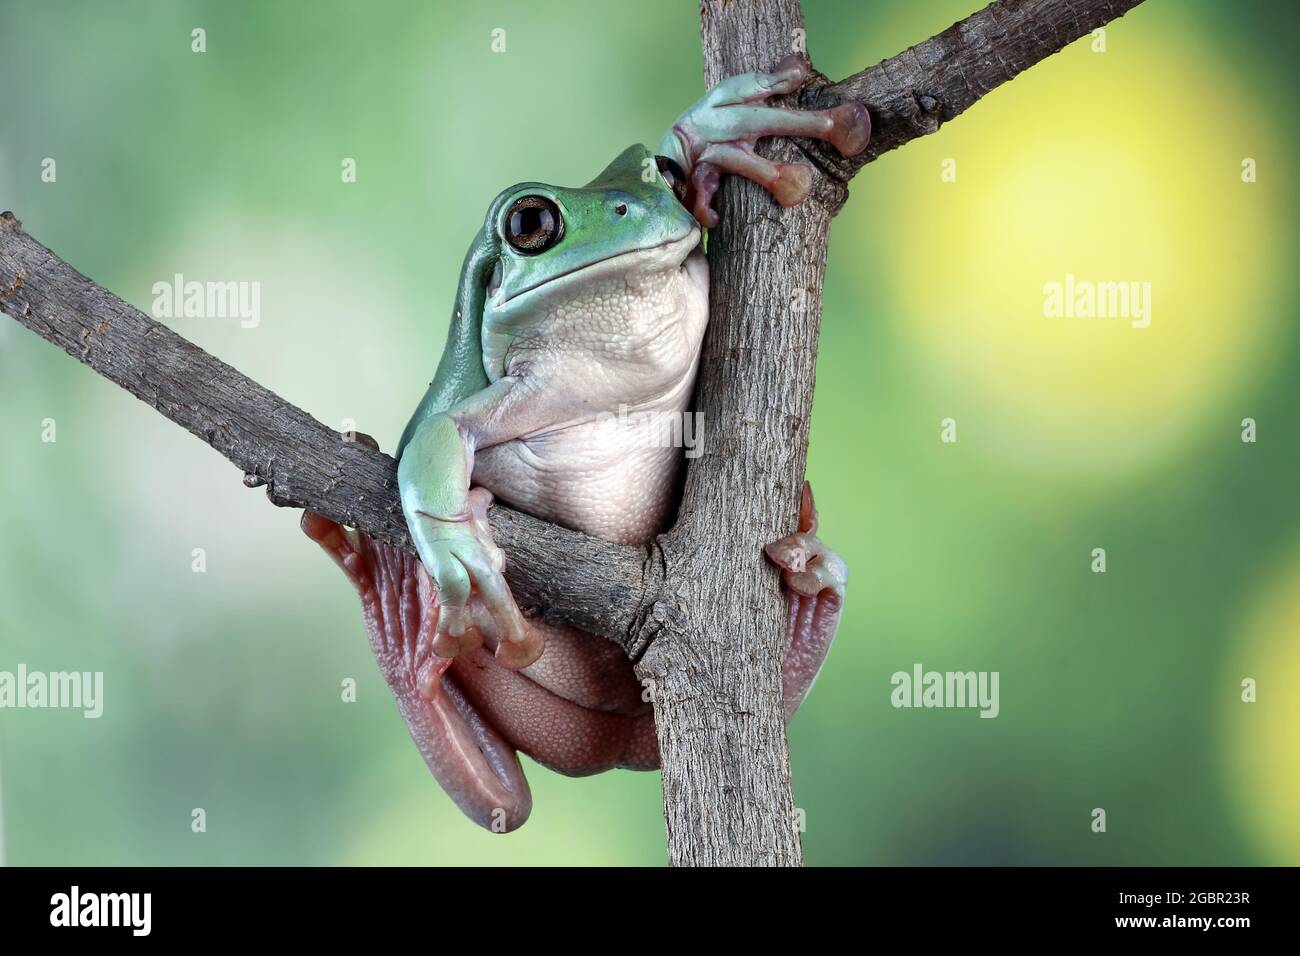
[473,249,708,546]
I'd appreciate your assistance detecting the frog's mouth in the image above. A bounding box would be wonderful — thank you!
[494,229,700,308]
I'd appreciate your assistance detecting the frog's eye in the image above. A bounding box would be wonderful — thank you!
[503,196,563,254]
[655,155,689,205]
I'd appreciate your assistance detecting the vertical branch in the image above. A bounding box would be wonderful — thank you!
[640,0,1147,868]
[633,0,837,867]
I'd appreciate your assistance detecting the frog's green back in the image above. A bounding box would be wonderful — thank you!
[396,224,497,457]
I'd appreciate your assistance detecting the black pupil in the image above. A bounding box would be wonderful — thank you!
[505,197,561,253]
[512,205,551,239]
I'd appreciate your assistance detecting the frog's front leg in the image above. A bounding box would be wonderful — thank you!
[399,378,544,670]
[765,482,848,719]
[660,56,872,227]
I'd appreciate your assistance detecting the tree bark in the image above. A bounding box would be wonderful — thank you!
[0,0,1148,865]
[646,0,1146,867]
[635,0,828,870]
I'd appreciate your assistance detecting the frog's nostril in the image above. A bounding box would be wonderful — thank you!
[615,203,628,217]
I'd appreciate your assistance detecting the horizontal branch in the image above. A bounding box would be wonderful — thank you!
[0,212,656,652]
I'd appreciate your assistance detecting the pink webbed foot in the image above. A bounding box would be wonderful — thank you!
[300,448,659,832]
[765,481,848,720]
[301,510,532,832]
[663,55,872,227]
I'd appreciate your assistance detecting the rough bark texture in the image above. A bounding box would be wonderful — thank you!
[0,0,1148,866]
[637,0,1147,867]
[632,0,831,869]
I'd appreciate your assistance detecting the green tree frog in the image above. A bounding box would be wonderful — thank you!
[303,57,866,831]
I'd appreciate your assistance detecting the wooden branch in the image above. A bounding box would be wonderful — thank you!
[642,0,1147,867]
[632,0,821,870]
[800,0,1148,181]
[0,212,656,653]
[0,0,1147,866]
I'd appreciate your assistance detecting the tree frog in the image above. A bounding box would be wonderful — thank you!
[303,57,866,832]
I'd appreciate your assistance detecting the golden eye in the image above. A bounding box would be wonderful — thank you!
[503,196,563,254]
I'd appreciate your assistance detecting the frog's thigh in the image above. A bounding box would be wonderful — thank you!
[450,638,658,777]
[517,618,659,770]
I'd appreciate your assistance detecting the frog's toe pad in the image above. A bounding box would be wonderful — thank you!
[431,626,485,660]
[494,629,545,669]
[770,162,814,207]
[764,482,847,600]
[766,531,847,599]
[826,101,872,157]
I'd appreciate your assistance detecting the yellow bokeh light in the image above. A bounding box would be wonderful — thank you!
[1221,548,1300,863]
[863,37,1284,475]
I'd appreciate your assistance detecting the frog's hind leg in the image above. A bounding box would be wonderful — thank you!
[764,482,848,720]
[447,619,661,776]
[301,512,532,832]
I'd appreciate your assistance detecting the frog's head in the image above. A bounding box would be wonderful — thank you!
[481,144,700,317]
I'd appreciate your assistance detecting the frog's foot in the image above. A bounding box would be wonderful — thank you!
[765,481,848,720]
[410,487,542,670]
[304,511,658,827]
[663,55,871,228]
[302,511,532,832]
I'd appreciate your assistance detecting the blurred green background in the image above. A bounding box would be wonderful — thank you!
[1,0,1296,866]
